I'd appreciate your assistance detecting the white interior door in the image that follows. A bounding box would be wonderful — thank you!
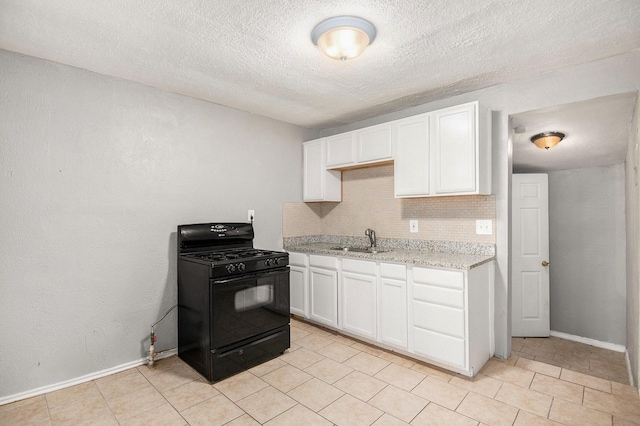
[511,173,550,337]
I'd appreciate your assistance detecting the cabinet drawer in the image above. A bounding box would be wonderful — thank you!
[309,254,338,270]
[413,267,463,289]
[288,252,308,267]
[413,283,463,308]
[413,300,464,338]
[414,328,465,368]
[341,258,376,275]
[380,262,406,280]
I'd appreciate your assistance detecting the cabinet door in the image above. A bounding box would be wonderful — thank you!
[431,103,476,194]
[379,277,407,349]
[341,271,377,339]
[309,267,338,328]
[303,139,341,202]
[290,265,308,318]
[357,123,393,163]
[393,114,430,197]
[326,133,356,168]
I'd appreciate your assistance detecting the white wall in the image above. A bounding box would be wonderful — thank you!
[0,49,305,399]
[548,166,627,344]
[308,50,640,361]
[625,94,640,386]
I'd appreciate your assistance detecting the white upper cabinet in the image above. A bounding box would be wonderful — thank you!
[394,101,491,197]
[356,122,393,163]
[304,101,490,201]
[326,123,393,170]
[303,138,341,202]
[393,113,430,197]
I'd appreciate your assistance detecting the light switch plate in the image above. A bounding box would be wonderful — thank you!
[409,219,419,233]
[476,220,492,235]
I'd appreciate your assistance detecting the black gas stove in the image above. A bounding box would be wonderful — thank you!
[177,222,290,382]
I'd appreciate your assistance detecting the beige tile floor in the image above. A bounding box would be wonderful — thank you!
[512,336,631,385]
[2,317,639,425]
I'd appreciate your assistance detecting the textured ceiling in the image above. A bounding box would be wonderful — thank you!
[1,0,639,130]
[512,92,638,173]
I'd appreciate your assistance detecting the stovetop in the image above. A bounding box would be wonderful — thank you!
[180,247,289,278]
[183,248,286,264]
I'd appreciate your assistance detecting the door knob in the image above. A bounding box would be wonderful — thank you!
[542,261,550,267]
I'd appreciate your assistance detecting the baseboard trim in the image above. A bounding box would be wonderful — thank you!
[549,330,626,353]
[0,348,177,406]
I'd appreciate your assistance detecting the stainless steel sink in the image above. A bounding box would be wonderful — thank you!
[330,246,385,254]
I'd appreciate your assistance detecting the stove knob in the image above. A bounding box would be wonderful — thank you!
[273,257,280,265]
[265,259,271,267]
[238,263,246,271]
[226,264,236,273]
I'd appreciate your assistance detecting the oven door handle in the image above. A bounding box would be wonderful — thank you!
[212,267,289,284]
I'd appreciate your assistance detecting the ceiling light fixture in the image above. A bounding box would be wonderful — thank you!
[311,16,376,61]
[531,131,565,150]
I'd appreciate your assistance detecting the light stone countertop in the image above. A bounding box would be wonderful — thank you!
[284,242,495,270]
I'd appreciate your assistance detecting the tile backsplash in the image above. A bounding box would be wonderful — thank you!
[284,164,496,243]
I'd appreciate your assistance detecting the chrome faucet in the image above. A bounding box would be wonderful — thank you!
[365,228,376,249]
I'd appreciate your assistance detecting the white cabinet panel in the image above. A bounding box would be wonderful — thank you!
[379,276,407,349]
[289,252,308,267]
[414,328,465,368]
[309,266,338,328]
[357,123,393,163]
[413,284,464,309]
[290,265,308,317]
[394,114,430,197]
[341,271,377,339]
[342,258,376,275]
[380,262,406,280]
[326,133,356,168]
[303,139,341,202]
[412,300,465,338]
[310,254,339,269]
[432,103,476,194]
[413,267,463,289]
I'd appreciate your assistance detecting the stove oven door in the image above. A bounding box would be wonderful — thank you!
[211,267,290,350]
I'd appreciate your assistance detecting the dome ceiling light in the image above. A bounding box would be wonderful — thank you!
[531,131,565,150]
[311,16,376,61]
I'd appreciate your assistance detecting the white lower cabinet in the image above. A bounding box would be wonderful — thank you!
[379,263,408,349]
[308,255,339,328]
[410,262,494,376]
[340,259,377,339]
[287,251,493,377]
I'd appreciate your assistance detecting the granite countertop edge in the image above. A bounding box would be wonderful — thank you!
[284,242,495,270]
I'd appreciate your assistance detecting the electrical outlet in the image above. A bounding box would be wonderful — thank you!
[476,220,492,235]
[409,219,419,233]
[248,209,255,222]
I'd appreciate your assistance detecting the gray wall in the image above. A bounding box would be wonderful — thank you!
[0,49,305,399]
[548,166,627,344]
